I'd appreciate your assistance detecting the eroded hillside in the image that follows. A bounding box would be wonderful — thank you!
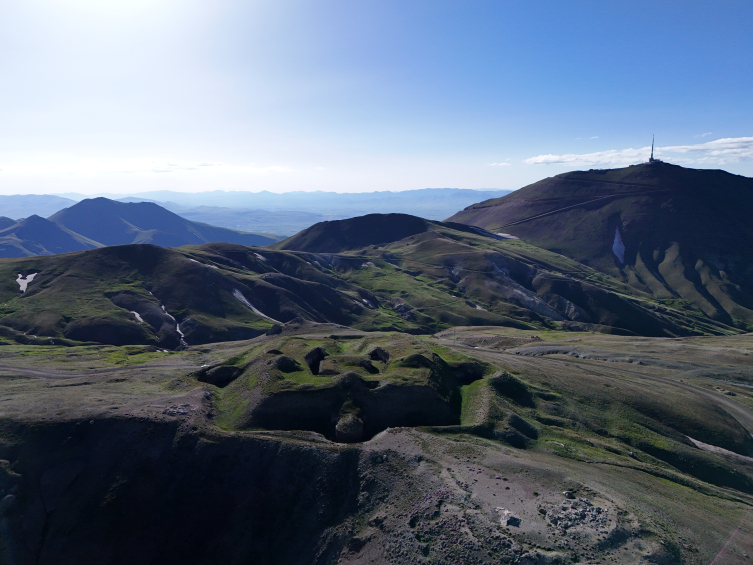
[0,321,752,564]
[0,222,737,350]
[447,162,753,330]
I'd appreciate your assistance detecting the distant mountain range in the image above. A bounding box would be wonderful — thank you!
[114,187,512,216]
[447,161,753,329]
[0,198,280,258]
[0,194,79,219]
[0,188,511,236]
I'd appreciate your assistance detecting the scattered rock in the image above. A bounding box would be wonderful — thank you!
[336,413,364,443]
[368,347,391,364]
[270,355,303,373]
[266,324,282,336]
[496,508,521,527]
[392,303,416,320]
[545,497,608,532]
[304,347,328,375]
[199,365,242,387]
[359,359,380,374]
[162,404,195,417]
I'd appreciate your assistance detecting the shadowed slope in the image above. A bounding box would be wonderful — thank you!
[0,243,404,347]
[49,197,280,248]
[448,162,753,328]
[0,215,102,258]
[270,213,434,252]
[273,214,735,337]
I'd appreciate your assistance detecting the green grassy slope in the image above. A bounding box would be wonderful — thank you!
[276,214,737,338]
[0,212,740,348]
[0,243,406,347]
[0,324,752,563]
[447,162,753,330]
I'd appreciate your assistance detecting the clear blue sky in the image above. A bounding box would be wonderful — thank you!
[1,0,752,194]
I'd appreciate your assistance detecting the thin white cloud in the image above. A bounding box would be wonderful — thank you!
[0,157,292,176]
[487,162,511,166]
[662,137,753,161]
[524,147,649,166]
[589,136,599,139]
[525,136,753,166]
[695,132,714,138]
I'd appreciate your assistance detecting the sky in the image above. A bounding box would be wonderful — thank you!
[1,0,752,195]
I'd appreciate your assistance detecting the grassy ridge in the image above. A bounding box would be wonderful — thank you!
[0,213,740,347]
[447,162,753,330]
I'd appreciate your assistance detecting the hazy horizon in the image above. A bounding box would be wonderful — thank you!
[2,1,752,196]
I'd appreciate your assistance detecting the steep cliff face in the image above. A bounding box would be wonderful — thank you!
[0,417,366,565]
[1,322,752,564]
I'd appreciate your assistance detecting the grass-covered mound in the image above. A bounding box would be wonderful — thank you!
[196,328,491,441]
[1,323,752,563]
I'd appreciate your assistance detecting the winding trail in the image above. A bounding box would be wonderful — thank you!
[0,361,202,380]
[442,340,753,437]
[710,506,752,565]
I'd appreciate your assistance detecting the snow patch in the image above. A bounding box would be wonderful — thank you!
[16,273,37,293]
[467,226,516,241]
[161,305,188,347]
[612,227,625,264]
[254,253,268,262]
[130,311,145,324]
[232,289,281,324]
[188,258,218,269]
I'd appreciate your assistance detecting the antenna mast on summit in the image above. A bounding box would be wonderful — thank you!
[650,135,654,162]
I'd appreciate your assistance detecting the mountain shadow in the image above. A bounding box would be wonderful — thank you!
[49,198,280,248]
[447,162,753,329]
[0,215,101,258]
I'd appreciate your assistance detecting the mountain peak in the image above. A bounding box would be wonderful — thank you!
[446,163,753,328]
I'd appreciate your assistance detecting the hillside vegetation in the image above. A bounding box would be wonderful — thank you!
[0,214,737,349]
[0,321,751,563]
[447,162,753,330]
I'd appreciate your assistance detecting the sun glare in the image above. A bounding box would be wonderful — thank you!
[57,0,164,17]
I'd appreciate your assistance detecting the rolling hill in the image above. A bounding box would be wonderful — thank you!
[0,215,102,258]
[1,188,753,565]
[49,197,280,248]
[0,216,18,230]
[3,211,728,348]
[0,198,281,259]
[447,161,753,330]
